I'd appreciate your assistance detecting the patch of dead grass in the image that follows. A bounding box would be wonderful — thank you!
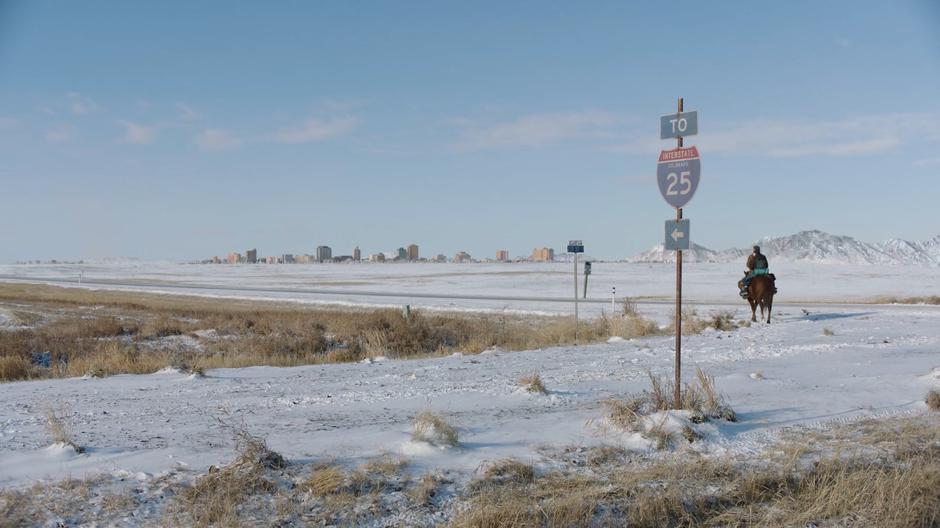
[518,372,547,394]
[927,389,940,412]
[412,411,459,447]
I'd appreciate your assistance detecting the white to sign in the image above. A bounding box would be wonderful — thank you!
[656,146,701,209]
[660,111,698,139]
[664,219,690,251]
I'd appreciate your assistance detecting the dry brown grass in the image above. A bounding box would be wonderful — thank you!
[451,471,608,528]
[44,405,84,453]
[518,372,547,394]
[412,411,459,447]
[100,492,136,514]
[481,459,535,485]
[305,464,347,497]
[451,415,940,528]
[874,295,940,305]
[927,389,940,411]
[602,312,662,339]
[596,368,735,447]
[0,283,670,382]
[0,355,32,381]
[172,428,283,527]
[671,308,739,335]
[408,473,441,506]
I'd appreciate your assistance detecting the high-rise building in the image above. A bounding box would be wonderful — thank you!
[407,244,419,261]
[353,246,361,262]
[316,246,332,262]
[496,250,509,262]
[454,251,471,263]
[530,247,554,262]
[227,252,241,264]
[396,247,408,261]
[431,254,447,263]
[246,248,258,264]
[282,254,294,264]
[369,253,386,262]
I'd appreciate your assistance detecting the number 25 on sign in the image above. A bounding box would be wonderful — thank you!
[656,146,701,209]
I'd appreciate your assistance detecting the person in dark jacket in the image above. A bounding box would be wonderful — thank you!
[740,246,769,298]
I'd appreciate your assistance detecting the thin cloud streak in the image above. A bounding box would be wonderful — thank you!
[611,113,935,158]
[45,124,75,142]
[118,121,159,144]
[67,92,99,115]
[194,128,242,150]
[454,111,624,151]
[271,116,359,144]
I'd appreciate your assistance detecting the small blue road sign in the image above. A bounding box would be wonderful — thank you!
[664,219,690,251]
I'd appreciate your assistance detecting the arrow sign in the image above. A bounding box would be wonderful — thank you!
[657,146,701,209]
[664,219,690,251]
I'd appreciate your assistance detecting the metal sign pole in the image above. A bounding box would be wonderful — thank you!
[574,252,579,344]
[674,97,683,409]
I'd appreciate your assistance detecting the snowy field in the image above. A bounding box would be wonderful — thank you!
[0,261,938,320]
[1,261,939,524]
[1,295,939,489]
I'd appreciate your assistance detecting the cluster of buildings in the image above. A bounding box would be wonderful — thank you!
[201,244,568,265]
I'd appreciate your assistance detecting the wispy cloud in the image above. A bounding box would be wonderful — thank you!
[67,92,99,115]
[194,128,242,150]
[176,103,199,121]
[271,116,358,144]
[913,157,940,167]
[118,121,159,144]
[45,124,76,142]
[454,111,623,150]
[612,113,935,158]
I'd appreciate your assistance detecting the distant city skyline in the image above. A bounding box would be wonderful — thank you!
[2,2,940,263]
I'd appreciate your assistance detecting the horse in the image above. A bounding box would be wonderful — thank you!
[746,274,776,323]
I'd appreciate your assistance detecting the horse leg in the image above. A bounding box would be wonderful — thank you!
[748,298,757,322]
[759,301,765,323]
[766,297,773,324]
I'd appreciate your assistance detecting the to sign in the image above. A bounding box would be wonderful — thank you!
[664,219,690,251]
[657,146,701,209]
[660,111,698,139]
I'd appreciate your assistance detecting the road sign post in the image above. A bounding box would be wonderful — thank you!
[568,240,584,343]
[656,97,700,409]
[583,261,591,299]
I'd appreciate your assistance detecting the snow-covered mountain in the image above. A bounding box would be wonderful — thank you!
[630,230,940,266]
[630,243,736,263]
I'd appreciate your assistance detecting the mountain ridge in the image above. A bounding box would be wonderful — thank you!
[630,230,940,266]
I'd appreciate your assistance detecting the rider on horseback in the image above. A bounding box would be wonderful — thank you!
[739,245,769,298]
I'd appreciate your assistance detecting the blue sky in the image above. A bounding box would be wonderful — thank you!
[1,1,939,262]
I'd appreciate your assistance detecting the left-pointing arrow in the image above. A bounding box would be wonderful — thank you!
[671,229,684,241]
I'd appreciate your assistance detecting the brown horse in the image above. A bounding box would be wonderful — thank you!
[746,274,776,323]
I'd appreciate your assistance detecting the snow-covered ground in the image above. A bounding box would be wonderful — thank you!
[2,300,939,489]
[1,261,938,319]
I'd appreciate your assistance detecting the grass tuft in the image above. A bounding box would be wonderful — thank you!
[305,464,346,497]
[44,405,84,453]
[412,411,459,447]
[927,390,940,412]
[518,372,548,394]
